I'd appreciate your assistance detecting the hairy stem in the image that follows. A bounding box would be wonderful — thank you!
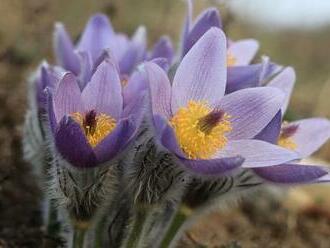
[160,206,191,248]
[125,206,148,248]
[71,225,87,248]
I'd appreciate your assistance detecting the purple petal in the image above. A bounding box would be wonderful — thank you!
[123,69,148,107]
[54,73,83,123]
[228,39,259,66]
[267,67,295,113]
[291,118,330,157]
[55,116,98,168]
[259,56,283,85]
[182,8,222,57]
[150,58,169,72]
[220,87,284,140]
[181,0,193,57]
[216,139,300,168]
[94,118,136,163]
[53,23,80,75]
[145,62,172,119]
[150,36,174,63]
[254,111,282,144]
[82,60,123,119]
[254,163,328,184]
[77,14,115,61]
[77,51,93,89]
[178,156,244,176]
[226,64,262,94]
[172,28,227,113]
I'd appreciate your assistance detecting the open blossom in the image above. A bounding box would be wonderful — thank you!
[144,28,299,176]
[253,67,330,183]
[47,59,144,168]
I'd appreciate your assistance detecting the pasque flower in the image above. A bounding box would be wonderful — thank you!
[145,27,299,176]
[47,59,143,168]
[253,68,330,183]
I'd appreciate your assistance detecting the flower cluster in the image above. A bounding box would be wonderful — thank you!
[23,1,330,247]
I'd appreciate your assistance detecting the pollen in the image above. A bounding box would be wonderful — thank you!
[278,137,297,150]
[277,123,299,150]
[227,52,237,67]
[170,101,232,159]
[71,111,116,147]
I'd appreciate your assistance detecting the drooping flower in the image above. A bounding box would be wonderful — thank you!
[145,28,299,176]
[47,59,144,168]
[253,67,330,183]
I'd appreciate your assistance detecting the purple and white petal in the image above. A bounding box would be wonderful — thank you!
[291,118,330,157]
[150,58,169,72]
[181,0,193,57]
[150,36,174,63]
[216,139,299,168]
[82,60,123,119]
[55,116,97,168]
[77,51,93,89]
[254,163,328,184]
[228,39,259,66]
[268,67,295,113]
[53,73,83,123]
[220,87,284,140]
[254,111,282,144]
[178,156,244,176]
[226,64,263,94]
[145,62,172,119]
[172,28,227,113]
[77,14,115,61]
[123,69,148,107]
[53,23,80,75]
[182,8,222,56]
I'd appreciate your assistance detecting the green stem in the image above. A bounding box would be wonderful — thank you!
[46,199,60,237]
[72,227,87,248]
[125,207,148,248]
[160,207,190,248]
[94,217,106,248]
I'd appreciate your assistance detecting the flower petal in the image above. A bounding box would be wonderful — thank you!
[254,163,328,184]
[228,39,259,66]
[53,23,80,75]
[150,58,169,72]
[55,116,98,168]
[172,28,227,113]
[123,69,148,107]
[181,0,193,57]
[182,8,222,56]
[291,118,330,157]
[226,64,262,94]
[94,118,136,163]
[268,67,295,113]
[145,62,172,119]
[150,36,174,63]
[77,14,115,61]
[254,111,282,144]
[178,156,244,176]
[53,73,83,123]
[82,60,123,119]
[77,51,93,89]
[216,139,299,168]
[220,87,284,140]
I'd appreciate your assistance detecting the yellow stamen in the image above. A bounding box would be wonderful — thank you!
[227,52,237,67]
[278,137,297,150]
[170,101,232,159]
[71,112,116,147]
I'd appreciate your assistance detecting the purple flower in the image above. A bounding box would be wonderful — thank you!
[54,14,147,83]
[254,68,330,183]
[47,59,144,168]
[144,28,299,176]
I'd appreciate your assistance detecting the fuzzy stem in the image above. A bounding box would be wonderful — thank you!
[160,205,191,248]
[125,206,148,248]
[71,226,87,248]
[46,199,60,237]
[94,217,106,248]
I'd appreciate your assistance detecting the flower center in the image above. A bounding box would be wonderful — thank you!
[277,124,298,150]
[170,101,232,159]
[227,52,237,67]
[71,110,116,147]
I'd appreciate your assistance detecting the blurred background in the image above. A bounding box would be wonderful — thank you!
[0,0,329,247]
